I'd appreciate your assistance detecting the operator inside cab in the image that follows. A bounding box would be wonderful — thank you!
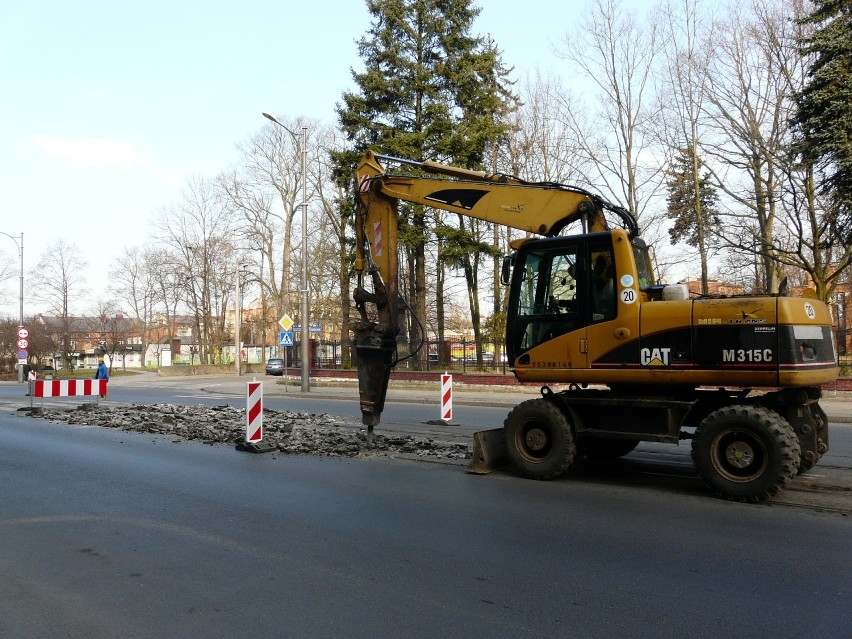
[591,253,615,322]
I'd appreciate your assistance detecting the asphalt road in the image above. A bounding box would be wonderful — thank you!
[1,413,850,639]
[3,373,851,512]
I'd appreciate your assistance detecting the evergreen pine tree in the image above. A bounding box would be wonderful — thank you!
[793,0,852,240]
[666,145,719,293]
[335,0,516,365]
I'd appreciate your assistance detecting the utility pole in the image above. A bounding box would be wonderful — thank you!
[261,112,311,392]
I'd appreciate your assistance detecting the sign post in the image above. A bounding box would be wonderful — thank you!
[16,327,28,383]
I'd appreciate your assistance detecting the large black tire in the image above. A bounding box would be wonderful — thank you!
[691,405,801,503]
[504,398,576,480]
[578,437,640,461]
[796,404,828,475]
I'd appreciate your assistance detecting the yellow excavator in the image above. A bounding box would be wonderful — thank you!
[351,151,839,502]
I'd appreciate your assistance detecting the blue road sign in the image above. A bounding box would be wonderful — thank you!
[279,331,294,347]
[292,325,323,333]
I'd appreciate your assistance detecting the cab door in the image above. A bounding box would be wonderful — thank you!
[506,238,588,370]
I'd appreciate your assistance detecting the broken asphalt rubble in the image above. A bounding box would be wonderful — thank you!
[21,402,473,462]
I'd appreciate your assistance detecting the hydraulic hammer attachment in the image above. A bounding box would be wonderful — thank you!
[352,265,399,432]
[354,332,395,431]
[353,320,396,428]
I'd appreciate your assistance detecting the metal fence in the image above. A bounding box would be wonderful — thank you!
[280,338,510,373]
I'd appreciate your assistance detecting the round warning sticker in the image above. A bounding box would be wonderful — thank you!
[621,289,638,304]
[620,274,634,288]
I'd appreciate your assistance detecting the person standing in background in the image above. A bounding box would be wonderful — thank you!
[94,357,108,398]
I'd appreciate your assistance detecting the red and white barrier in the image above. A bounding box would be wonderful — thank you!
[246,380,263,443]
[236,380,274,454]
[32,379,106,398]
[441,373,453,422]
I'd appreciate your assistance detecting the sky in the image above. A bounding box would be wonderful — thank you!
[0,0,653,319]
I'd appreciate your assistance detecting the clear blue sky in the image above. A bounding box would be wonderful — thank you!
[0,0,650,317]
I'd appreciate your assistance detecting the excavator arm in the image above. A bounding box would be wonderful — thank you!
[352,151,637,429]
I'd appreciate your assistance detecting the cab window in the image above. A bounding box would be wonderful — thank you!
[508,244,581,356]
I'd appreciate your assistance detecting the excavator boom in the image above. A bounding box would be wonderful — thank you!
[352,151,637,428]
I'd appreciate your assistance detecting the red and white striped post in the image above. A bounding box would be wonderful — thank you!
[441,373,453,423]
[236,379,275,453]
[245,380,263,443]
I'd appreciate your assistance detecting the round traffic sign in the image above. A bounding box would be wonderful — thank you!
[17,327,29,339]
[17,338,29,349]
[17,349,28,359]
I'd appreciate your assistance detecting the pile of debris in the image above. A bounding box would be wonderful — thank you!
[24,403,472,461]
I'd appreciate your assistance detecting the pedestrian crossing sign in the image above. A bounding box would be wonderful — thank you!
[279,331,294,346]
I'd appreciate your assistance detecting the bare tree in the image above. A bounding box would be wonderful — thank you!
[110,245,162,365]
[147,247,186,363]
[502,71,590,185]
[701,0,792,293]
[155,177,238,364]
[221,116,317,331]
[30,239,88,368]
[556,0,664,235]
[93,300,130,372]
[655,0,719,292]
[0,248,16,308]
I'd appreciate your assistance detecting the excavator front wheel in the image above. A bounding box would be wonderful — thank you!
[691,405,801,503]
[504,398,576,480]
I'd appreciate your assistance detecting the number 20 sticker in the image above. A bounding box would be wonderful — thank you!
[621,288,637,304]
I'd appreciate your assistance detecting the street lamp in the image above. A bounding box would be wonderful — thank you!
[261,112,310,392]
[235,263,245,376]
[1,231,24,383]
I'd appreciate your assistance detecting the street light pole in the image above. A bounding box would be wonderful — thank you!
[1,231,24,383]
[261,112,310,392]
[235,263,242,377]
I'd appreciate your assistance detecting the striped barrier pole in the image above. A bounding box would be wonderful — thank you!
[426,373,460,426]
[246,380,263,443]
[236,379,275,453]
[441,373,453,422]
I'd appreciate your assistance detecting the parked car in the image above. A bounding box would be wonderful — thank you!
[265,358,285,376]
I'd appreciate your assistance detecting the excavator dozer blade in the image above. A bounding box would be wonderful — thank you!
[466,428,509,474]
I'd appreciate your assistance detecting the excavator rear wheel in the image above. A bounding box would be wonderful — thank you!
[691,405,801,503]
[504,398,576,480]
